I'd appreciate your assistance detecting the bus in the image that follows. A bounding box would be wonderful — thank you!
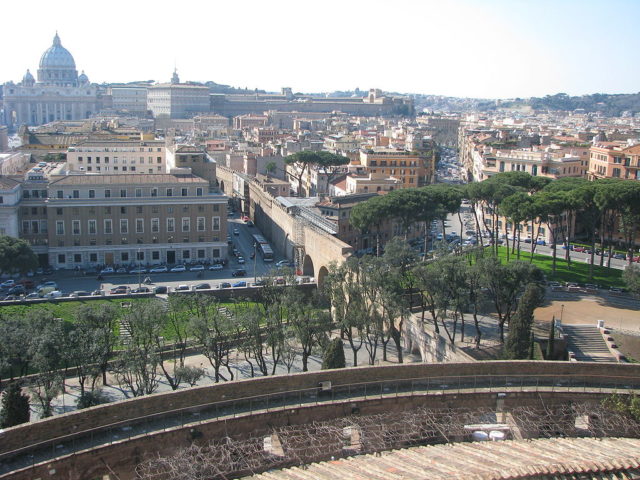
[252,234,274,262]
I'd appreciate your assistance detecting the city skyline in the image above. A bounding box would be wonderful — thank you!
[2,0,640,99]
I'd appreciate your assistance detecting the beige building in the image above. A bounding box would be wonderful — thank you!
[107,86,149,115]
[147,73,210,119]
[359,147,434,188]
[66,139,166,174]
[17,168,227,269]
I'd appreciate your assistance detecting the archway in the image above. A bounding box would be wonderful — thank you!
[317,265,328,288]
[220,180,225,193]
[302,254,314,277]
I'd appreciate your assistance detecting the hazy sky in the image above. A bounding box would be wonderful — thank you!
[2,0,639,99]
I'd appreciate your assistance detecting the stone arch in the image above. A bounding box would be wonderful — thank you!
[302,254,314,277]
[317,265,328,288]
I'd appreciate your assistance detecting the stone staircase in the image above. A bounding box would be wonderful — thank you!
[562,324,615,362]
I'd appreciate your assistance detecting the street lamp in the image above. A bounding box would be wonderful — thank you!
[253,242,258,284]
[138,248,142,290]
[560,304,564,323]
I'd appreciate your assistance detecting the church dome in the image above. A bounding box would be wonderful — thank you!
[78,70,89,85]
[39,33,76,69]
[22,69,35,86]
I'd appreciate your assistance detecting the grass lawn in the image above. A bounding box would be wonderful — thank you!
[493,246,624,288]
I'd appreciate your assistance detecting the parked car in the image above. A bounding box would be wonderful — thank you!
[231,269,247,277]
[573,246,585,253]
[131,286,150,293]
[170,265,187,273]
[233,228,240,236]
[193,283,211,290]
[275,260,293,268]
[189,264,205,272]
[153,285,168,294]
[174,284,190,291]
[18,279,34,290]
[70,290,91,297]
[237,256,245,264]
[150,265,168,273]
[129,267,147,274]
[25,292,41,299]
[613,253,626,260]
[209,264,224,271]
[7,285,26,295]
[116,267,128,274]
[1,279,16,288]
[44,290,63,298]
[252,279,266,287]
[36,281,57,292]
[536,239,546,246]
[232,281,247,288]
[219,282,232,289]
[109,285,129,294]
[100,267,115,274]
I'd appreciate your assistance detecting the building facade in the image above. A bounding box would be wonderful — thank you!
[66,139,167,174]
[15,166,228,269]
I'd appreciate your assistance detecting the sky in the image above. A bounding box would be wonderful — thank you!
[2,0,639,99]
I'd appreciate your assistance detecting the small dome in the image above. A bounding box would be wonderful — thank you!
[22,69,35,85]
[39,33,76,69]
[78,70,89,84]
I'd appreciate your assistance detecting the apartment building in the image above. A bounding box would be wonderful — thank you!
[66,139,167,173]
[589,142,640,180]
[480,149,585,180]
[16,166,228,269]
[359,147,434,188]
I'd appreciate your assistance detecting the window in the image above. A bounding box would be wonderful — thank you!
[22,220,30,234]
[58,254,66,264]
[105,189,111,198]
[31,220,39,233]
[136,218,144,233]
[613,168,621,178]
[166,188,173,197]
[197,217,205,231]
[74,253,82,263]
[212,216,220,231]
[152,251,160,260]
[151,188,157,197]
[182,217,190,232]
[57,190,63,199]
[181,188,188,197]
[151,218,159,233]
[90,253,97,262]
[120,189,127,198]
[72,220,80,235]
[152,206,159,213]
[135,188,142,197]
[198,205,205,212]
[213,248,220,258]
[120,206,127,214]
[196,187,203,196]
[213,204,219,212]
[167,206,174,213]
[198,249,205,259]
[104,219,112,234]
[120,219,128,234]
[136,206,143,214]
[56,220,64,235]
[89,189,95,198]
[167,218,175,232]
[137,250,144,261]
[88,220,97,235]
[182,250,190,259]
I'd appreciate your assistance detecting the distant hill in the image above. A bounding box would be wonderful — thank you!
[528,92,640,115]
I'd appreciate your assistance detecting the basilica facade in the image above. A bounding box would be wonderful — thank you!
[2,33,103,130]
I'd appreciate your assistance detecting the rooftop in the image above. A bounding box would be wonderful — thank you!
[246,437,640,480]
[49,173,209,186]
